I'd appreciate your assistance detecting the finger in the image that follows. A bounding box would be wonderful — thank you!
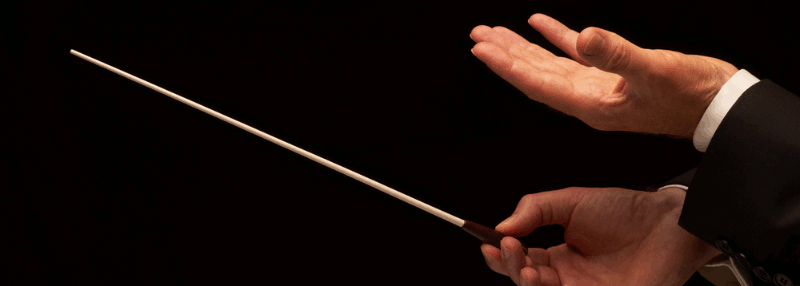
[471,25,568,75]
[472,25,539,59]
[501,237,528,285]
[496,187,591,237]
[575,26,654,81]
[492,26,583,75]
[528,13,592,67]
[524,248,561,286]
[520,267,541,286]
[536,266,562,286]
[525,247,550,266]
[492,245,559,286]
[470,42,585,116]
[491,26,556,59]
[481,243,507,275]
[536,245,575,286]
[471,25,541,65]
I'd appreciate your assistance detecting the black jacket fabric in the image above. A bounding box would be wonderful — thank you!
[669,80,800,285]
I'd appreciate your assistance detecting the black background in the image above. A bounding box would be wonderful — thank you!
[3,1,798,285]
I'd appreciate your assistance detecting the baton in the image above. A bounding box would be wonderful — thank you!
[70,49,527,254]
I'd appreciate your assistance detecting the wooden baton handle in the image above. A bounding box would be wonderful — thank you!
[461,220,528,255]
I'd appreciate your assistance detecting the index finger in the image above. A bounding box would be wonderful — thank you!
[528,13,592,67]
[471,42,583,116]
[491,26,556,59]
[496,187,591,237]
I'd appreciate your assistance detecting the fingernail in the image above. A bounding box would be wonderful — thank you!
[501,245,511,259]
[470,48,475,55]
[583,32,604,56]
[497,214,516,228]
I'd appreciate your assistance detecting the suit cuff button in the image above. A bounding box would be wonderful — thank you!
[716,239,734,255]
[753,266,771,282]
[774,273,794,286]
[734,253,752,270]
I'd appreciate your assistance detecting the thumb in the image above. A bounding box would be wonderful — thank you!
[576,27,652,79]
[496,187,590,237]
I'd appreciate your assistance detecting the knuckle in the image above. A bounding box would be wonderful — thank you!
[507,44,525,58]
[520,193,537,204]
[654,51,682,73]
[602,43,629,72]
[646,50,684,81]
[507,58,524,73]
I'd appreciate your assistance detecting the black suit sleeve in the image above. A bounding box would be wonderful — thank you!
[678,80,800,285]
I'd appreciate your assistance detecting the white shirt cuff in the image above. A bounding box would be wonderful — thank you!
[693,69,760,152]
[658,184,688,191]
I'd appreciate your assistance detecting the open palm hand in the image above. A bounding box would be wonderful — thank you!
[470,14,738,138]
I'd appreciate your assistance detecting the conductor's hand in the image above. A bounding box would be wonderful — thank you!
[470,14,738,138]
[481,187,722,286]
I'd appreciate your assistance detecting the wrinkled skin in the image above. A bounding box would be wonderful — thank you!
[470,14,738,138]
[470,14,734,285]
[481,187,722,286]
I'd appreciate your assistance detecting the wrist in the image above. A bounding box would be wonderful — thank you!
[693,69,758,151]
[652,187,725,274]
[678,67,735,139]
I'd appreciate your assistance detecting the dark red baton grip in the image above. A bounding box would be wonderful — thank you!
[461,220,528,255]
